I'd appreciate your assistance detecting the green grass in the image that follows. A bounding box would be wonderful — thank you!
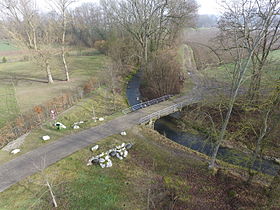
[0,86,127,165]
[202,49,280,87]
[0,51,107,127]
[0,41,18,52]
[0,126,269,209]
[0,85,20,127]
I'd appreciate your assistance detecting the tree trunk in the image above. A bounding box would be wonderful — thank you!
[46,60,54,84]
[247,110,269,184]
[46,181,58,208]
[62,46,70,82]
[62,16,70,82]
[248,64,263,102]
[209,96,235,168]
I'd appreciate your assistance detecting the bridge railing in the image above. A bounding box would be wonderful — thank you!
[122,94,173,115]
[139,97,198,124]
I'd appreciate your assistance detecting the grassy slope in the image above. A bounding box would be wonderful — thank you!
[0,51,106,127]
[201,49,280,87]
[0,126,268,209]
[0,86,127,165]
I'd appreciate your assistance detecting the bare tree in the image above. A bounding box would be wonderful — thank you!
[0,0,55,83]
[50,0,75,82]
[218,0,280,102]
[101,0,197,66]
[208,0,275,169]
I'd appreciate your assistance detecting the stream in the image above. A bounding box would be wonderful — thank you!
[126,73,280,176]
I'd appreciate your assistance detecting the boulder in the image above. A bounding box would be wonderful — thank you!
[109,151,117,157]
[106,159,113,167]
[42,135,50,141]
[125,143,132,150]
[73,125,80,129]
[120,131,127,136]
[99,117,104,121]
[11,149,20,154]
[91,145,99,151]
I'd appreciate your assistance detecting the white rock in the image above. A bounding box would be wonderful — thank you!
[123,150,128,158]
[105,155,110,160]
[99,158,105,163]
[42,135,50,141]
[99,117,104,121]
[106,159,112,167]
[121,143,125,148]
[73,125,80,129]
[11,149,20,154]
[275,158,280,164]
[79,121,84,124]
[91,145,99,151]
[100,163,106,168]
[120,131,127,136]
[55,122,66,129]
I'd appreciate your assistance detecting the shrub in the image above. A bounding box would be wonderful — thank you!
[141,49,184,99]
[2,57,7,63]
[94,40,108,54]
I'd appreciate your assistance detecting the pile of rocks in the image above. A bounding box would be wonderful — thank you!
[87,142,133,168]
[72,121,85,129]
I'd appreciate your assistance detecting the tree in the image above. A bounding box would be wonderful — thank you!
[101,0,198,66]
[0,0,55,83]
[208,0,275,169]
[141,49,184,98]
[218,0,280,102]
[50,0,75,82]
[69,3,109,47]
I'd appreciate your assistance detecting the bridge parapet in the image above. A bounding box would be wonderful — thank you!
[139,97,198,124]
[122,95,173,114]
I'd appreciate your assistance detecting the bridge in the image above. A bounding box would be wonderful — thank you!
[0,87,212,192]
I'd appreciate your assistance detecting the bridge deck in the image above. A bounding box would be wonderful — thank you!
[0,87,210,192]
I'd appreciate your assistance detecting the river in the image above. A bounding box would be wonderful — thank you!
[126,73,280,176]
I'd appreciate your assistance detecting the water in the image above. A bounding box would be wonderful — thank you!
[126,71,142,106]
[126,72,280,176]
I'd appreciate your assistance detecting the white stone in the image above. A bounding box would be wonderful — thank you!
[42,135,50,141]
[100,163,106,168]
[106,159,112,167]
[120,131,127,136]
[123,150,128,158]
[11,149,20,154]
[99,117,104,121]
[105,155,110,160]
[99,158,105,163]
[121,143,125,148]
[91,145,99,151]
[275,158,280,164]
[79,121,84,124]
[55,122,66,129]
[73,125,80,129]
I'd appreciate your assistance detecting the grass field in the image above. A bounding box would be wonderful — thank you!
[0,51,107,127]
[0,41,18,52]
[0,126,271,209]
[201,49,280,87]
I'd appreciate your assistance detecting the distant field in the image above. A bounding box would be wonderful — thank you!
[0,50,107,127]
[0,41,18,52]
[201,49,280,87]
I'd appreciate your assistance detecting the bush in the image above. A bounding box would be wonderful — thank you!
[94,40,108,54]
[141,49,184,99]
[2,57,7,63]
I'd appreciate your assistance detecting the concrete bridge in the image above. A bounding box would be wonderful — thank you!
[0,87,210,192]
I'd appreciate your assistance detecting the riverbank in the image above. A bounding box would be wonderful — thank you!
[0,126,272,209]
